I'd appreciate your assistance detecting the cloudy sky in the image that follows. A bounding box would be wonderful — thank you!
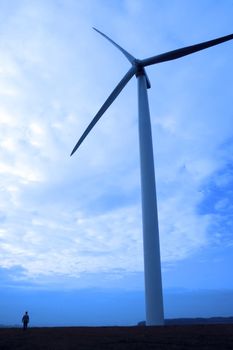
[0,0,233,326]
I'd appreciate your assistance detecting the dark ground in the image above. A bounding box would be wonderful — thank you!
[1,324,233,350]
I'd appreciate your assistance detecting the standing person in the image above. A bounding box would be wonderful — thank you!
[22,311,29,330]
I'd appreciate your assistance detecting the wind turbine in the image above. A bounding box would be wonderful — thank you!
[71,29,233,326]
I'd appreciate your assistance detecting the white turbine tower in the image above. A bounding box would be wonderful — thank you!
[71,29,233,326]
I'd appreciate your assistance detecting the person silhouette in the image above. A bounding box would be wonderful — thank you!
[22,311,29,330]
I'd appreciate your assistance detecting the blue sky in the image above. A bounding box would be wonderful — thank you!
[0,0,233,326]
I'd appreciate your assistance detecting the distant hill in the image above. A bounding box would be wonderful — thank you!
[138,317,233,326]
[165,317,233,325]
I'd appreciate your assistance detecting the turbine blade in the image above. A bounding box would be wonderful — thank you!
[70,66,136,156]
[144,69,151,89]
[141,33,233,67]
[93,27,136,64]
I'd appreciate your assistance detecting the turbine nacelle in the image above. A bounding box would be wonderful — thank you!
[134,62,151,88]
[134,61,147,76]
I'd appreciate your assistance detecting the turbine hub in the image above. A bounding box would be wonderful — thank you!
[133,59,144,77]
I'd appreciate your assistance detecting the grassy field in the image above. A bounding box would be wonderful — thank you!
[1,324,233,349]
